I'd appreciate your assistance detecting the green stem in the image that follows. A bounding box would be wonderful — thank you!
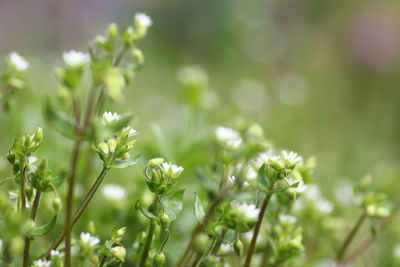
[139,196,160,267]
[336,212,367,262]
[22,191,41,267]
[244,182,275,267]
[45,167,110,257]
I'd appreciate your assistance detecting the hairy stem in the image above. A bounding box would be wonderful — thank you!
[139,196,160,267]
[23,191,41,267]
[336,212,367,262]
[244,182,275,267]
[45,167,109,257]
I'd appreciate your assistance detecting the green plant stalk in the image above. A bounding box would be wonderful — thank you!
[244,182,275,267]
[139,196,160,267]
[336,212,367,262]
[22,191,41,267]
[20,165,27,212]
[45,166,110,256]
[176,192,226,267]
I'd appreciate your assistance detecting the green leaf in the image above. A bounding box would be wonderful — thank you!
[161,189,185,222]
[135,200,158,220]
[194,193,205,224]
[31,215,57,238]
[43,98,75,139]
[257,164,270,190]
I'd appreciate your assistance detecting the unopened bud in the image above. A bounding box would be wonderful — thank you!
[52,197,62,214]
[34,127,43,143]
[148,158,164,168]
[160,213,170,230]
[98,142,109,155]
[153,252,165,267]
[233,239,243,256]
[107,23,119,40]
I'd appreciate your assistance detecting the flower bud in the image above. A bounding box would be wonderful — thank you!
[34,127,43,143]
[153,252,165,267]
[52,197,62,214]
[148,158,164,168]
[88,221,96,235]
[7,152,15,164]
[193,233,210,254]
[107,138,117,154]
[233,239,243,256]
[160,213,170,230]
[132,48,144,65]
[111,246,126,262]
[107,23,119,40]
[98,142,109,156]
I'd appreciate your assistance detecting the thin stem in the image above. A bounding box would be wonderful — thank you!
[244,182,275,267]
[99,255,108,267]
[23,191,41,267]
[20,166,27,212]
[139,196,160,267]
[336,212,367,262]
[176,192,226,267]
[340,202,400,266]
[45,167,110,256]
[0,177,13,186]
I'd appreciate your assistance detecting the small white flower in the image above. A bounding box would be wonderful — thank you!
[227,175,236,184]
[281,150,302,166]
[160,162,184,178]
[32,259,52,267]
[63,50,90,67]
[304,184,321,201]
[279,214,297,224]
[135,13,152,28]
[316,200,334,214]
[102,111,122,124]
[102,184,126,200]
[122,127,137,137]
[215,126,242,149]
[219,243,233,254]
[28,156,38,164]
[393,244,400,259]
[80,232,100,247]
[287,178,307,193]
[9,52,29,71]
[8,191,18,199]
[234,202,260,221]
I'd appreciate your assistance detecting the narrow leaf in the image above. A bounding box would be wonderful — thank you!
[194,193,205,224]
[135,200,157,220]
[43,98,75,139]
[31,215,57,238]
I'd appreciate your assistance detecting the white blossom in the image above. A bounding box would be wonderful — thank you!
[80,232,100,247]
[122,126,137,137]
[102,111,122,124]
[215,126,242,149]
[9,52,29,71]
[102,184,126,200]
[135,13,152,28]
[63,50,90,67]
[233,202,260,221]
[316,200,334,214]
[279,214,297,224]
[160,162,184,178]
[32,259,52,267]
[281,150,302,166]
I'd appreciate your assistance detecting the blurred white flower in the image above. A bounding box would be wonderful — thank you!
[63,50,90,67]
[219,243,233,254]
[122,126,137,137]
[233,202,260,221]
[316,200,334,214]
[215,126,242,149]
[135,13,152,28]
[102,111,122,124]
[281,150,302,166]
[303,184,321,201]
[279,214,297,224]
[9,52,29,71]
[80,232,100,247]
[8,191,18,199]
[28,156,38,164]
[32,259,51,267]
[102,184,126,200]
[393,244,400,259]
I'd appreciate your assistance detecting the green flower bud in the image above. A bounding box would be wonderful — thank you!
[111,246,126,262]
[107,138,117,153]
[153,252,165,267]
[7,152,15,164]
[193,233,210,254]
[88,221,96,235]
[160,213,170,230]
[132,48,144,65]
[112,227,127,243]
[24,135,32,148]
[107,23,119,40]
[52,197,62,214]
[148,158,164,168]
[98,142,109,156]
[233,239,243,256]
[34,127,43,143]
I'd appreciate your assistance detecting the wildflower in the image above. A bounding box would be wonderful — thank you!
[9,52,29,71]
[160,162,184,178]
[279,214,297,224]
[281,150,302,168]
[102,184,126,200]
[316,200,334,214]
[80,232,100,247]
[121,126,137,137]
[236,202,259,221]
[215,126,242,149]
[134,13,153,28]
[218,243,233,255]
[32,259,52,267]
[62,50,90,67]
[102,111,122,124]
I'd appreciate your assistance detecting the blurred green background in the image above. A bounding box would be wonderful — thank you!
[1,0,400,265]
